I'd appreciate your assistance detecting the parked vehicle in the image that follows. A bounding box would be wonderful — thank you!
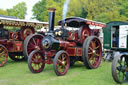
[27,8,106,76]
[0,16,48,67]
[103,21,128,83]
[103,21,128,61]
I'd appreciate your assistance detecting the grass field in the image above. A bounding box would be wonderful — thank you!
[0,58,127,85]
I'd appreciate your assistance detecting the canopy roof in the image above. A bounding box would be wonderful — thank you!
[105,21,128,30]
[58,17,106,28]
[0,16,48,28]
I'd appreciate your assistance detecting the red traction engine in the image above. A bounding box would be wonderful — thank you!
[0,16,48,67]
[27,8,106,76]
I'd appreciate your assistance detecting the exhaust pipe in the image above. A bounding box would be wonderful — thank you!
[48,8,56,32]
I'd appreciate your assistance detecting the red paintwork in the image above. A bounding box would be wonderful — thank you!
[66,47,82,57]
[76,48,82,56]
[0,27,36,53]
[68,31,78,41]
[9,32,20,40]
[0,39,8,45]
[7,41,23,52]
[66,47,76,56]
[79,25,91,44]
[41,51,55,64]
[59,40,76,48]
[86,21,106,27]
[20,26,35,40]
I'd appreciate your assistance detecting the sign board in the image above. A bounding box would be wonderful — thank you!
[119,25,128,48]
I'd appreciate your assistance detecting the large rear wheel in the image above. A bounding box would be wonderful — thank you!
[112,54,128,84]
[78,26,91,44]
[53,50,70,76]
[23,34,44,60]
[0,45,8,67]
[20,26,35,40]
[82,36,102,69]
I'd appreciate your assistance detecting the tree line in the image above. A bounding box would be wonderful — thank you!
[0,2,27,19]
[0,0,127,24]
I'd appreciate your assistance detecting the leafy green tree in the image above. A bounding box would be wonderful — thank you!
[94,11,127,23]
[32,0,64,25]
[67,0,127,23]
[7,2,27,19]
[0,9,8,16]
[117,0,128,19]
[32,0,128,24]
[93,0,127,22]
[32,0,47,21]
[67,0,87,18]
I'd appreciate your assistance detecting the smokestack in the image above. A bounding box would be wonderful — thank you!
[48,8,56,32]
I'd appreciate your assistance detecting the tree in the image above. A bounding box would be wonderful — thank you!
[67,0,127,23]
[32,0,128,24]
[67,0,87,18]
[32,0,64,25]
[93,0,127,22]
[0,9,8,16]
[94,11,127,23]
[7,2,27,19]
[117,0,128,19]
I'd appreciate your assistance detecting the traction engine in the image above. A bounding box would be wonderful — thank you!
[27,8,106,76]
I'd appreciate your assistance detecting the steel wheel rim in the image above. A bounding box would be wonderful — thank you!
[23,28,33,39]
[0,46,8,66]
[88,38,102,68]
[30,52,45,72]
[56,53,69,75]
[116,56,128,83]
[82,29,90,40]
[21,27,34,40]
[27,35,42,56]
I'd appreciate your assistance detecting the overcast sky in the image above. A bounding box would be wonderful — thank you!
[0,0,41,19]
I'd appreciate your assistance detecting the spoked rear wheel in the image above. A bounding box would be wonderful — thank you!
[112,54,128,84]
[82,36,102,69]
[28,50,45,73]
[0,45,8,67]
[53,50,70,76]
[78,26,91,44]
[23,34,44,60]
[20,26,35,40]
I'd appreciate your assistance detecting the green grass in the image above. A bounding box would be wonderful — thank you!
[0,59,127,85]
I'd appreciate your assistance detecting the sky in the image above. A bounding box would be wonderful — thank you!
[0,0,41,19]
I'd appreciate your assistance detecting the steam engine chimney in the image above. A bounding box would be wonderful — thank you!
[48,8,56,32]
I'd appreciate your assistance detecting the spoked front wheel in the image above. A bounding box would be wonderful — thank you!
[53,50,70,76]
[0,45,8,67]
[28,50,45,73]
[112,54,128,84]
